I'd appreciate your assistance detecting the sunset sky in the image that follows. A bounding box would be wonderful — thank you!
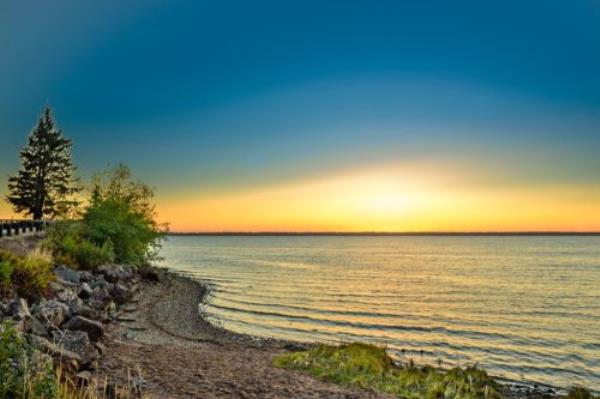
[1,1,599,232]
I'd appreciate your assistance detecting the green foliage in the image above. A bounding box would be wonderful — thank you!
[566,387,597,399]
[44,164,165,269]
[0,250,54,303]
[45,222,115,269]
[0,251,18,298]
[83,164,167,265]
[0,321,57,398]
[274,343,501,399]
[6,107,79,220]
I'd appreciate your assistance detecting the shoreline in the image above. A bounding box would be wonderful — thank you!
[102,265,564,398]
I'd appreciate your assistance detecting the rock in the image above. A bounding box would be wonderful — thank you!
[54,265,81,284]
[139,266,160,283]
[90,287,111,305]
[79,282,94,299]
[60,330,99,365]
[79,271,94,282]
[27,334,83,366]
[94,341,106,355]
[63,316,105,342]
[28,316,48,336]
[97,264,133,283]
[56,287,79,304]
[72,304,99,320]
[108,283,130,304]
[33,300,70,327]
[7,298,31,320]
[106,301,117,321]
[0,302,8,315]
[90,276,109,290]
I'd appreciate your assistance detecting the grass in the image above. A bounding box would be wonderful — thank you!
[0,321,147,399]
[273,343,501,399]
[274,343,599,399]
[0,248,55,302]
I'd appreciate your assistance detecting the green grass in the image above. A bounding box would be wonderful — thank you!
[273,343,501,399]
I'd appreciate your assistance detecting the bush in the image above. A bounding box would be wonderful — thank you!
[83,164,166,265]
[0,321,56,398]
[46,222,115,269]
[45,164,166,269]
[0,250,54,303]
[11,251,55,303]
[274,343,501,399]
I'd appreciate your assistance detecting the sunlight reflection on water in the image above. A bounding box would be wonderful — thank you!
[159,235,600,390]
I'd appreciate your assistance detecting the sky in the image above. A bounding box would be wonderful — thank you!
[1,0,599,232]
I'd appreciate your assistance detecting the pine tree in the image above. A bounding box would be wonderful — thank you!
[6,107,79,220]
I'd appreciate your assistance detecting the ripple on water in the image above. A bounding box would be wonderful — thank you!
[160,235,600,391]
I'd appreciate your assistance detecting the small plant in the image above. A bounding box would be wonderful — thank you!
[0,249,54,302]
[11,250,55,303]
[274,343,501,399]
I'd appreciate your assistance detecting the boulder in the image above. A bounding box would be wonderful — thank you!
[54,265,81,284]
[27,334,83,366]
[97,264,133,283]
[56,287,79,304]
[108,283,130,304]
[28,316,48,336]
[79,271,94,283]
[72,304,99,320]
[7,298,31,320]
[79,282,94,299]
[60,330,99,365]
[139,266,160,283]
[63,316,105,342]
[33,300,70,327]
[106,301,117,321]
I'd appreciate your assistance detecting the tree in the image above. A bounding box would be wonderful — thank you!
[6,107,79,220]
[83,164,167,264]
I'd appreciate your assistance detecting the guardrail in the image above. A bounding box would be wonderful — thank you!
[0,219,51,238]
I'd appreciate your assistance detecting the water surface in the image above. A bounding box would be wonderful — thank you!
[159,235,600,390]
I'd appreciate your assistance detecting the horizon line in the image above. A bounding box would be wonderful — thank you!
[167,231,600,236]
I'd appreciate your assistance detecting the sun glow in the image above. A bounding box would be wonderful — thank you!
[156,163,600,232]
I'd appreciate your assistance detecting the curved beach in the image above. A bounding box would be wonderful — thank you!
[99,267,393,399]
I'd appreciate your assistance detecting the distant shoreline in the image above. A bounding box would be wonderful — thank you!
[168,231,600,236]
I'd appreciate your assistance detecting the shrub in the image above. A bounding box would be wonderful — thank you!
[83,164,167,265]
[45,164,166,269]
[46,222,115,269]
[11,250,55,302]
[274,343,501,399]
[0,321,56,398]
[0,250,54,303]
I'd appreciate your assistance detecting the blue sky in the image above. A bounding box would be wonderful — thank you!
[1,1,599,229]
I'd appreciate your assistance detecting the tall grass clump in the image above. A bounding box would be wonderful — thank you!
[0,249,54,302]
[274,343,501,399]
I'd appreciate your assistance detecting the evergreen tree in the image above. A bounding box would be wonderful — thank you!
[6,107,79,220]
